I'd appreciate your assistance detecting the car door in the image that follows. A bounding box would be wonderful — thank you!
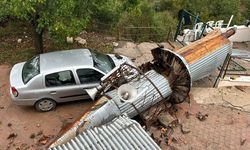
[43,70,88,103]
[75,68,104,96]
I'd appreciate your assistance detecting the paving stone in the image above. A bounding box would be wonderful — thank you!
[155,104,250,150]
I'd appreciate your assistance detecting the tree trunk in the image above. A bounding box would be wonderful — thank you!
[33,27,44,54]
[30,13,44,54]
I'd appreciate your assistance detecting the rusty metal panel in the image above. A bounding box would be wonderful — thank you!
[48,115,161,150]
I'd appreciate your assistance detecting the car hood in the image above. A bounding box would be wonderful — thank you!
[10,62,25,87]
[108,54,135,67]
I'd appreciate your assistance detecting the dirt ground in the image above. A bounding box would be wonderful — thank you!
[0,65,94,150]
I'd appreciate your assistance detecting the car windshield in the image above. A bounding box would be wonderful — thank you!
[22,55,40,84]
[91,51,115,74]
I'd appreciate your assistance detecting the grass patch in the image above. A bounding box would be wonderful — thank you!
[0,49,36,65]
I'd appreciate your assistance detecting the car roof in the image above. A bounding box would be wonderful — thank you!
[40,49,93,73]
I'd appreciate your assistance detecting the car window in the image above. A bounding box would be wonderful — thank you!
[76,69,104,84]
[45,70,76,87]
[22,55,40,84]
[91,50,115,74]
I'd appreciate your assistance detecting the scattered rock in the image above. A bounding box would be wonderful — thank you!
[172,137,178,143]
[240,138,247,146]
[37,130,43,136]
[66,37,74,44]
[36,123,40,128]
[7,123,12,127]
[17,39,22,43]
[37,135,50,145]
[12,143,16,147]
[23,126,28,131]
[7,133,17,140]
[112,42,119,47]
[75,37,87,45]
[24,35,28,38]
[178,137,187,145]
[79,31,87,35]
[181,124,191,134]
[196,112,208,121]
[157,112,177,128]
[160,127,167,138]
[151,133,161,145]
[0,106,4,109]
[30,133,36,139]
[6,143,11,149]
[19,143,30,150]
[185,111,190,119]
[164,128,174,145]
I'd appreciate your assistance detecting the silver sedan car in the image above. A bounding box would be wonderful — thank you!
[10,49,134,112]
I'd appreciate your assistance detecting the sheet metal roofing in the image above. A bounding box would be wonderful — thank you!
[48,115,161,150]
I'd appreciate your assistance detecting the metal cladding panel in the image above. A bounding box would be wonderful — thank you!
[48,115,161,150]
[107,70,172,118]
[188,44,231,81]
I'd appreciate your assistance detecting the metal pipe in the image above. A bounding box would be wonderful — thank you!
[227,15,234,28]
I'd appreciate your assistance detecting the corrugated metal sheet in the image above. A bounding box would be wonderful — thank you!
[107,70,172,118]
[188,44,231,81]
[48,115,161,150]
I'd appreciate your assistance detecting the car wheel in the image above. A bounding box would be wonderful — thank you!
[35,98,56,112]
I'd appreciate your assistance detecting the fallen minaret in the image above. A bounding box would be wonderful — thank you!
[48,28,235,149]
[49,65,172,147]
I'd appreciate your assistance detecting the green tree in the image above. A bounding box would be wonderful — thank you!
[154,0,241,24]
[0,0,93,53]
[209,0,241,24]
[242,0,250,20]
[116,1,176,42]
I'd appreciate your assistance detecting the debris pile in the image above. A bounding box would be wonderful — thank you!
[48,28,236,149]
